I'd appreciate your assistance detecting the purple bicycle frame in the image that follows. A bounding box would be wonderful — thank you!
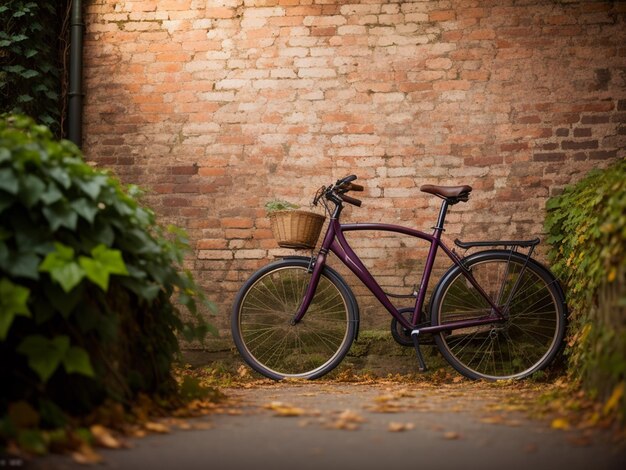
[292,216,506,335]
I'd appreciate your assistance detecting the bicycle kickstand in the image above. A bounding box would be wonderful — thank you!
[410,330,428,372]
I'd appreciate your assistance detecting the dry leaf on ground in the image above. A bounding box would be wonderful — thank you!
[72,444,103,465]
[144,422,170,434]
[90,425,122,449]
[551,418,570,430]
[263,401,307,417]
[328,410,366,431]
[443,431,461,440]
[388,422,415,432]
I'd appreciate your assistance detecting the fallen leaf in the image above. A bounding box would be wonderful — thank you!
[72,444,103,464]
[374,394,395,403]
[443,431,461,440]
[551,418,570,430]
[131,429,147,438]
[369,403,405,413]
[144,422,170,434]
[90,425,122,449]
[263,401,306,417]
[237,365,250,378]
[388,422,415,432]
[328,410,366,431]
[338,410,366,423]
[480,415,505,425]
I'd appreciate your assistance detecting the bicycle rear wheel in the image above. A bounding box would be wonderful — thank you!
[231,258,357,380]
[431,251,566,380]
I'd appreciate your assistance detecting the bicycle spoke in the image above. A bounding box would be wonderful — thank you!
[235,264,353,378]
[436,255,564,380]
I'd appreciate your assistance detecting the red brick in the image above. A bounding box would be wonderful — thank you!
[206,8,235,19]
[429,10,455,22]
[221,218,254,229]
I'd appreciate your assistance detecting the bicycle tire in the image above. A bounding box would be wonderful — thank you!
[231,258,358,380]
[430,250,566,380]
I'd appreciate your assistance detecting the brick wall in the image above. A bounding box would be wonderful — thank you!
[82,0,625,333]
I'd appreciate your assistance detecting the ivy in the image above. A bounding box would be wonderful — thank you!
[0,115,216,441]
[17,335,94,383]
[0,278,30,340]
[0,1,67,135]
[545,160,626,312]
[545,159,626,422]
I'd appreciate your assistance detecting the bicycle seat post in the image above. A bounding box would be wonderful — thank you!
[434,199,450,235]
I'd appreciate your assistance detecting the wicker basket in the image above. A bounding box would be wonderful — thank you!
[269,210,326,249]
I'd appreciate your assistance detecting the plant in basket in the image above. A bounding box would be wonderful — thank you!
[265,199,325,249]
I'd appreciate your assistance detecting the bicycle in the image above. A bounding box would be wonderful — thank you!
[231,175,567,381]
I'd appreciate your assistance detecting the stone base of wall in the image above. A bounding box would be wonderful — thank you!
[182,329,449,378]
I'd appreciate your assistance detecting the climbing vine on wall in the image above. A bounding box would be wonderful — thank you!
[0,1,70,136]
[545,159,626,421]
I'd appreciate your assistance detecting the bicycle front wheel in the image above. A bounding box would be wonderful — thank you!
[431,251,566,380]
[231,258,357,380]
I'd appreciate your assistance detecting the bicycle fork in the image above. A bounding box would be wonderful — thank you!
[290,250,327,325]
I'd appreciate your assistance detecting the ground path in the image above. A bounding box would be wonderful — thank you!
[35,379,625,470]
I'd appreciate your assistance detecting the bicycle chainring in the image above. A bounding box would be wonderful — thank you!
[390,308,436,347]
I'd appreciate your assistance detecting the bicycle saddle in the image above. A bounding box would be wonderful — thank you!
[420,184,473,201]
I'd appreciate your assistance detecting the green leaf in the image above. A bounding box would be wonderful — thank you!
[14,223,53,255]
[79,245,128,291]
[75,177,104,200]
[42,282,83,319]
[545,197,561,210]
[120,277,161,301]
[21,69,39,79]
[5,252,40,280]
[42,201,78,231]
[48,166,71,189]
[39,243,85,292]
[63,346,95,377]
[81,221,114,247]
[0,147,10,163]
[71,198,98,223]
[17,430,47,455]
[17,94,34,103]
[0,168,19,194]
[19,174,46,208]
[0,278,31,340]
[40,182,63,205]
[17,335,69,382]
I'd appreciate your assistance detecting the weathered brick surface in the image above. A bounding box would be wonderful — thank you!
[83,0,625,333]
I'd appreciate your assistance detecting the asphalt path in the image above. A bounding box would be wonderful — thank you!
[33,381,625,470]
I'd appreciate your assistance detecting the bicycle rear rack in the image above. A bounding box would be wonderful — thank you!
[454,237,540,250]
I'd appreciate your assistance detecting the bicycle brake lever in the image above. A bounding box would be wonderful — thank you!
[312,185,326,206]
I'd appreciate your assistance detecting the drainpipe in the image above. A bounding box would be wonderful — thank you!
[68,0,84,147]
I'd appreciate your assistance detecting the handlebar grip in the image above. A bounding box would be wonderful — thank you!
[348,183,364,192]
[341,194,362,207]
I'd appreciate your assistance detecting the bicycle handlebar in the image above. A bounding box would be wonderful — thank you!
[340,194,362,207]
[313,175,364,208]
[346,183,364,192]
